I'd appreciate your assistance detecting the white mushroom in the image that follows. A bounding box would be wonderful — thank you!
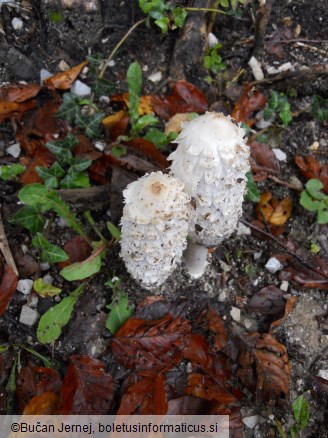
[168,112,250,277]
[120,171,190,289]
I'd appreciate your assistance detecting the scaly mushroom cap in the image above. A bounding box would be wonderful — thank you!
[120,171,190,289]
[168,112,250,246]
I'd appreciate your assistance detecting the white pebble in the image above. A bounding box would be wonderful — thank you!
[42,274,54,285]
[248,56,264,80]
[230,306,241,322]
[17,279,34,295]
[58,60,70,71]
[318,370,328,380]
[6,143,21,158]
[19,305,39,326]
[94,140,106,151]
[107,60,115,67]
[40,68,53,84]
[265,257,283,273]
[280,281,289,292]
[12,17,23,30]
[148,71,163,83]
[272,148,287,161]
[40,262,50,271]
[27,294,39,308]
[219,260,231,272]
[237,221,251,236]
[71,80,91,98]
[242,415,266,429]
[254,251,262,260]
[208,32,219,48]
[99,95,110,104]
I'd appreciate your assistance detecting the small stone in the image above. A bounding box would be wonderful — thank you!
[17,279,34,295]
[289,176,303,191]
[254,251,262,260]
[42,274,54,285]
[40,68,53,84]
[107,60,115,67]
[277,62,293,73]
[265,257,283,273]
[27,294,39,308]
[242,415,266,429]
[148,71,163,83]
[58,60,70,71]
[71,80,91,98]
[218,290,227,302]
[12,17,23,30]
[309,141,319,151]
[230,306,241,322]
[280,281,289,292]
[99,95,110,104]
[208,32,219,47]
[255,110,274,129]
[219,260,231,272]
[40,262,50,271]
[237,221,251,236]
[244,318,256,330]
[318,369,328,380]
[57,217,69,227]
[94,140,106,151]
[272,148,287,161]
[248,56,264,81]
[19,305,39,326]
[6,143,21,158]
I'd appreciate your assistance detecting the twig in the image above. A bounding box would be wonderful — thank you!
[252,0,273,57]
[0,209,18,276]
[268,176,303,192]
[240,218,328,281]
[98,18,146,79]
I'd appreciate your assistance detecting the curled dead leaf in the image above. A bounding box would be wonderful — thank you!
[256,192,293,225]
[22,391,60,415]
[232,86,267,125]
[44,61,88,90]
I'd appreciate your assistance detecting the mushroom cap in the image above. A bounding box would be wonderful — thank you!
[168,112,250,246]
[120,171,190,289]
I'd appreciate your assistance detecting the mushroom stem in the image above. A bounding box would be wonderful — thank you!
[183,241,209,279]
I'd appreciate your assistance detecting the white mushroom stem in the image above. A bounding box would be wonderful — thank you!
[183,241,209,279]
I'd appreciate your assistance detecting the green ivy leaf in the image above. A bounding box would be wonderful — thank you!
[107,221,121,241]
[0,164,25,181]
[32,232,68,264]
[36,162,65,188]
[127,61,142,124]
[75,112,105,138]
[311,95,328,123]
[46,134,79,164]
[8,205,45,233]
[37,284,84,344]
[132,114,158,135]
[60,243,105,281]
[69,157,92,173]
[111,145,127,157]
[18,183,51,210]
[56,92,81,123]
[305,179,326,200]
[143,128,177,150]
[172,7,187,28]
[106,293,133,334]
[246,171,260,203]
[279,101,292,126]
[33,278,62,297]
[60,171,91,189]
[292,395,310,430]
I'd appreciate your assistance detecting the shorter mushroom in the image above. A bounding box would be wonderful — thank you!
[169,112,250,278]
[120,171,190,289]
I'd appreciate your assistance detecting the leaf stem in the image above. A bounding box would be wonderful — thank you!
[99,18,146,79]
[184,7,227,15]
[84,210,107,243]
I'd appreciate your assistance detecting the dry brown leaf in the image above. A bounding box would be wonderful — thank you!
[232,86,267,125]
[0,83,41,103]
[44,61,88,90]
[270,296,299,332]
[0,100,19,116]
[102,110,125,128]
[22,392,60,415]
[256,192,293,225]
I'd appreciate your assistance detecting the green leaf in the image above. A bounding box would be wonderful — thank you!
[60,171,91,189]
[18,183,51,210]
[0,164,25,181]
[107,221,121,241]
[310,242,321,253]
[172,6,187,28]
[5,358,17,415]
[106,293,133,334]
[318,207,328,224]
[132,114,158,135]
[246,171,260,202]
[300,190,322,212]
[290,425,300,438]
[36,162,65,188]
[19,345,54,368]
[293,395,310,430]
[311,95,328,123]
[143,128,177,150]
[32,232,68,264]
[37,284,84,344]
[127,61,142,123]
[279,101,292,126]
[220,0,229,7]
[0,345,9,353]
[60,243,105,281]
[75,112,105,138]
[8,205,45,233]
[268,90,280,110]
[33,278,62,297]
[56,92,81,123]
[69,157,92,173]
[305,179,326,200]
[112,145,127,157]
[46,134,79,164]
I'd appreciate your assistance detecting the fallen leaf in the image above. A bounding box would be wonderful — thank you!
[110,94,153,115]
[0,100,19,116]
[0,83,41,103]
[185,374,237,405]
[60,355,114,414]
[57,235,92,269]
[102,110,126,128]
[118,371,167,415]
[127,137,168,168]
[22,391,60,415]
[112,314,190,372]
[44,61,88,90]
[232,86,267,125]
[248,285,285,316]
[0,264,18,317]
[167,396,209,415]
[270,296,299,332]
[16,364,61,412]
[206,308,228,351]
[178,333,213,371]
[152,80,208,120]
[256,192,292,225]
[249,140,280,180]
[19,148,55,185]
[235,332,291,404]
[295,155,328,193]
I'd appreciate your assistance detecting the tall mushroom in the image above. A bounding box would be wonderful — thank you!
[120,171,190,289]
[168,112,250,278]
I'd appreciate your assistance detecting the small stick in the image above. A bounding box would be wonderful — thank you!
[252,0,273,57]
[240,218,328,281]
[0,209,18,276]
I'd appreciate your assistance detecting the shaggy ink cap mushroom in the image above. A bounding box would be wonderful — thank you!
[120,171,190,289]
